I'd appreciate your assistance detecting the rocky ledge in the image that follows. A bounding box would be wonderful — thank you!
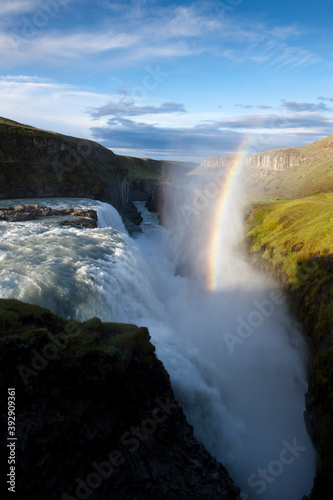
[0,299,240,500]
[0,204,98,228]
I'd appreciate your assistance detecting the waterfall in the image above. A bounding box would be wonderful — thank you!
[0,197,316,499]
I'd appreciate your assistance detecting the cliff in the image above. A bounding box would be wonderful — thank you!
[0,298,240,500]
[199,147,306,172]
[0,117,194,228]
[244,195,333,500]
[195,134,333,200]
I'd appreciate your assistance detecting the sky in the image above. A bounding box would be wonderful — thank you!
[0,0,332,162]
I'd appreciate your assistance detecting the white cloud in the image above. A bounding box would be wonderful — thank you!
[270,25,304,40]
[0,2,320,71]
[2,30,139,64]
[0,76,111,137]
[91,112,333,161]
[0,75,53,82]
[0,0,39,16]
[152,5,221,39]
[281,100,331,112]
[90,100,186,118]
[0,75,332,162]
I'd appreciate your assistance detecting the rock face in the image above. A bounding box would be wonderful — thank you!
[199,148,307,174]
[0,299,240,500]
[195,134,333,200]
[0,122,139,228]
[0,118,195,228]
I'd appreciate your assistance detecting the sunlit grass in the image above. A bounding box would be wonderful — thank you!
[245,193,333,460]
[246,193,333,285]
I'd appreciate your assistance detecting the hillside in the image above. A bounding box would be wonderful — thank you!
[1,117,333,498]
[196,135,333,498]
[0,117,195,228]
[244,194,333,500]
[194,134,333,200]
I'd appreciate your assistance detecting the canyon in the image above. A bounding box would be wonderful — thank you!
[1,117,332,499]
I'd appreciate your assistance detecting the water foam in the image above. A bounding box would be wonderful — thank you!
[0,197,316,499]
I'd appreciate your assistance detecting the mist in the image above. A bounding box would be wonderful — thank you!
[0,188,317,499]
[134,164,317,500]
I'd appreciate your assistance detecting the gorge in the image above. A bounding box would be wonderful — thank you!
[0,118,332,500]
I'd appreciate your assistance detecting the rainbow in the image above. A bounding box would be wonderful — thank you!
[206,135,251,291]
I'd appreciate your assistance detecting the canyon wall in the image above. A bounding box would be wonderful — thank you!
[199,148,307,174]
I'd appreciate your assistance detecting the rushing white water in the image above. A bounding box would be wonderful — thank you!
[0,197,316,499]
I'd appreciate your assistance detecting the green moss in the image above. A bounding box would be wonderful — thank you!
[245,194,333,467]
[0,299,157,378]
[246,194,333,285]
[0,299,66,336]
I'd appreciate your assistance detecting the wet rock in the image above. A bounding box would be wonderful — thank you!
[0,204,98,227]
[59,217,97,228]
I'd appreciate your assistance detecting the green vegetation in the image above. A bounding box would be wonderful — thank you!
[245,194,333,477]
[0,298,154,362]
[0,298,175,499]
[0,116,192,190]
[120,155,167,180]
[0,116,61,136]
[245,193,333,351]
[246,193,333,285]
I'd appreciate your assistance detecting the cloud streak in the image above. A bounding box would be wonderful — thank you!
[90,100,186,118]
[1,76,332,162]
[0,0,40,16]
[281,100,332,112]
[91,111,333,161]
[0,2,321,72]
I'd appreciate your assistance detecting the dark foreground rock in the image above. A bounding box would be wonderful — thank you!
[0,299,240,500]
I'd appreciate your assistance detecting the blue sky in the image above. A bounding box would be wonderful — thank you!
[0,0,332,161]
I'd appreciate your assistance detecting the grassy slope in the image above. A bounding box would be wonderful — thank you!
[245,194,333,495]
[0,298,156,370]
[191,134,333,200]
[246,194,333,285]
[241,136,333,498]
[0,116,118,199]
[0,116,61,133]
[245,194,333,358]
[243,137,333,351]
